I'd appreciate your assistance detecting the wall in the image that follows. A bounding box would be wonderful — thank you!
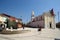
[28,15,44,28]
[17,23,22,28]
[0,16,7,22]
[44,13,56,29]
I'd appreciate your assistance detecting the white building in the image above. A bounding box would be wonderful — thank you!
[0,14,7,25]
[27,9,56,29]
[43,9,56,29]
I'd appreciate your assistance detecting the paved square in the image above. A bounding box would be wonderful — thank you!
[0,27,60,40]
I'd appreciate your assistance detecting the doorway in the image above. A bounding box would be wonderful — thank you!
[49,22,52,28]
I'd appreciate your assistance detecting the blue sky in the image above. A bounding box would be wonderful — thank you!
[0,0,60,23]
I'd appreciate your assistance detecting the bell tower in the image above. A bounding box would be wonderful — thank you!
[31,10,35,21]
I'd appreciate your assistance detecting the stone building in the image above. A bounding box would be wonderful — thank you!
[27,9,56,29]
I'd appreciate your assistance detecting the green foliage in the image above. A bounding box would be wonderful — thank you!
[6,18,17,29]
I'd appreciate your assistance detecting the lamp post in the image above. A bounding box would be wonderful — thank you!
[20,16,25,29]
[58,12,59,22]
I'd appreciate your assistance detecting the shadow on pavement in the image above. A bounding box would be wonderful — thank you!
[0,30,31,35]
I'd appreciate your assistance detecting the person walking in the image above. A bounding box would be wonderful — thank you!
[23,26,24,29]
[38,25,41,31]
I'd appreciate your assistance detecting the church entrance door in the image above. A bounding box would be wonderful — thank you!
[50,22,52,28]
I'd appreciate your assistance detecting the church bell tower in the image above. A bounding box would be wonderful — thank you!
[31,10,35,21]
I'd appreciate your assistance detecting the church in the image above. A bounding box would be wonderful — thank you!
[27,9,56,29]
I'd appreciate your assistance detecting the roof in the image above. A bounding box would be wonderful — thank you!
[0,13,22,21]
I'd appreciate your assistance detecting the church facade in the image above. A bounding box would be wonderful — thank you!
[27,9,56,29]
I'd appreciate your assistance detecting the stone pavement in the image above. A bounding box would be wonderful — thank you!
[0,27,60,40]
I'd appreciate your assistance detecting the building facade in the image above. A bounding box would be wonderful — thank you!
[0,13,22,29]
[27,9,56,29]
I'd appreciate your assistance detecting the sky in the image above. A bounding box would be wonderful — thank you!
[0,0,60,23]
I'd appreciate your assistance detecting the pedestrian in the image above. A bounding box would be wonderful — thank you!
[38,25,41,31]
[23,26,24,29]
